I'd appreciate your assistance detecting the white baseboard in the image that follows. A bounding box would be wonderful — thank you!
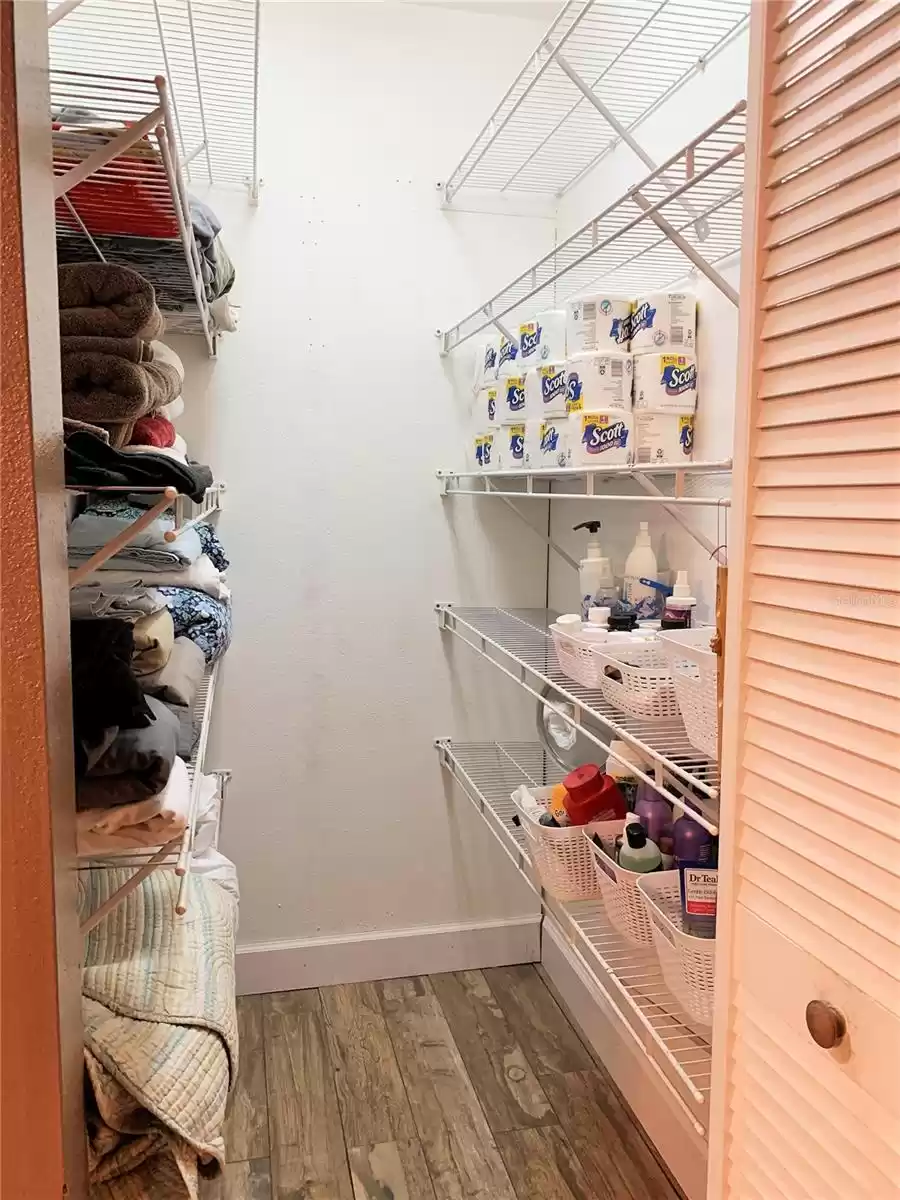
[541,920,709,1200]
[236,914,540,995]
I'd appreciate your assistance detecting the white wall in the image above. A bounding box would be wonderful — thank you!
[172,1,561,962]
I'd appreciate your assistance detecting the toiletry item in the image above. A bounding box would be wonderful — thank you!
[661,570,697,629]
[672,812,714,865]
[633,785,673,846]
[500,423,527,469]
[565,351,633,412]
[549,783,569,823]
[473,433,485,472]
[629,292,696,353]
[478,336,500,385]
[479,430,498,471]
[575,521,617,619]
[606,740,648,810]
[681,865,718,938]
[517,790,546,822]
[526,417,571,469]
[499,374,528,421]
[555,613,582,633]
[519,310,566,368]
[566,294,632,354]
[634,411,695,464]
[525,361,568,416]
[480,383,502,429]
[608,610,638,632]
[659,834,676,870]
[497,333,520,378]
[623,522,660,619]
[617,821,663,873]
[588,606,611,629]
[539,812,562,828]
[561,764,626,825]
[633,353,697,413]
[569,410,633,466]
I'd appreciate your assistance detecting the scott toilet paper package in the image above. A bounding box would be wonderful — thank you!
[525,416,571,469]
[479,382,502,428]
[565,351,633,412]
[518,310,566,369]
[475,430,499,471]
[634,411,694,464]
[633,352,697,412]
[569,409,633,466]
[566,294,631,354]
[478,335,501,385]
[498,374,529,421]
[497,333,521,378]
[501,422,528,470]
[630,292,696,352]
[525,361,567,417]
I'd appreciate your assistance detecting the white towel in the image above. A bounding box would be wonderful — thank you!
[77,756,191,856]
[150,340,185,382]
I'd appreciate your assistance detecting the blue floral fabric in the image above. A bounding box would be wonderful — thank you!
[194,522,230,571]
[156,587,232,664]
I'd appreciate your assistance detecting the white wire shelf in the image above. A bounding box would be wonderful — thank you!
[52,69,216,352]
[442,0,750,201]
[437,606,718,832]
[436,739,712,1131]
[438,459,732,503]
[48,0,260,195]
[79,662,230,934]
[441,102,746,354]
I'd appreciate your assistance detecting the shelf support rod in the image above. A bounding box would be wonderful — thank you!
[553,52,707,238]
[487,484,579,571]
[631,190,740,306]
[54,107,163,198]
[631,472,726,562]
[48,0,86,28]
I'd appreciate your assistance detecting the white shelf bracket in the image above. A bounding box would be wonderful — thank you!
[487,485,579,572]
[631,189,740,306]
[631,472,726,562]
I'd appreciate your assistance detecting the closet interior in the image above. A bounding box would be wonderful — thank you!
[10,0,899,1198]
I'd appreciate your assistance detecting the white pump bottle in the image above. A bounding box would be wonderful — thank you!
[574,521,617,620]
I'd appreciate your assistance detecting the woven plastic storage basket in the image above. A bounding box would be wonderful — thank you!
[586,821,675,946]
[511,785,602,902]
[592,640,680,721]
[637,872,716,1028]
[657,627,718,759]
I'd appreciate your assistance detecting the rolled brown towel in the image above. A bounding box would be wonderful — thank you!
[59,335,152,363]
[58,262,164,339]
[61,352,182,447]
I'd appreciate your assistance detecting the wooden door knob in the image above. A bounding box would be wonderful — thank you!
[806,1000,846,1049]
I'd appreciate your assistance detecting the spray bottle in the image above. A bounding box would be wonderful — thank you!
[574,521,617,619]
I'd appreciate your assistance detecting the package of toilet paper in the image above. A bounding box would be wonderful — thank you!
[565,351,633,413]
[633,352,697,412]
[634,411,694,465]
[525,361,568,417]
[501,422,528,470]
[498,374,528,421]
[518,310,566,369]
[525,416,571,470]
[630,293,696,352]
[478,335,501,385]
[477,430,499,471]
[497,333,521,378]
[570,409,633,466]
[480,383,503,428]
[566,294,632,354]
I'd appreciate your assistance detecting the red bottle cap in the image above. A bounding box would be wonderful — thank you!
[562,764,626,825]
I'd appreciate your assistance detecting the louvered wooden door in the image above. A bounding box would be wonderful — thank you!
[709,2,900,1198]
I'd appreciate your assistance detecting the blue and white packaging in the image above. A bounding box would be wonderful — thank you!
[525,361,567,417]
[500,421,528,471]
[498,374,529,422]
[477,335,501,386]
[518,310,566,369]
[566,294,632,353]
[497,333,521,378]
[565,351,633,412]
[634,411,694,465]
[633,352,697,413]
[479,382,503,428]
[475,429,499,471]
[525,416,571,470]
[569,409,633,466]
[630,292,696,353]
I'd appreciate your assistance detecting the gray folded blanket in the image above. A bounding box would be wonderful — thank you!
[58,262,164,339]
[61,352,181,447]
[76,696,179,811]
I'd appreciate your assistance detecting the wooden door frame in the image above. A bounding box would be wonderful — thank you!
[1,2,86,1195]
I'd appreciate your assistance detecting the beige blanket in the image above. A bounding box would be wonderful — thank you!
[81,868,238,1199]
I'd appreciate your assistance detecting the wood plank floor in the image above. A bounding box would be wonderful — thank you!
[203,964,681,1200]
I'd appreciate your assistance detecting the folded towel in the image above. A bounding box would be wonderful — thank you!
[68,515,203,572]
[77,756,191,856]
[58,262,164,339]
[92,555,229,601]
[158,395,184,422]
[71,618,154,746]
[131,607,175,677]
[60,335,151,363]
[64,429,212,502]
[61,352,181,446]
[150,341,185,382]
[69,583,167,622]
[130,414,176,448]
[139,636,205,706]
[77,696,179,810]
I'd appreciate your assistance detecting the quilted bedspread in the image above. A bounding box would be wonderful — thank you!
[80,868,238,1199]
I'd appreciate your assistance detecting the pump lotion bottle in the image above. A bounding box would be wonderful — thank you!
[575,521,617,619]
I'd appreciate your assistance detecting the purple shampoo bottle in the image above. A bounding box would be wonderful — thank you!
[672,813,718,938]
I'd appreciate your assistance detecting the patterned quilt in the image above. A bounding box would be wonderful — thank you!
[80,868,238,1199]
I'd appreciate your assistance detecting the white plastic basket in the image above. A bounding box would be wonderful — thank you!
[586,821,676,946]
[591,641,680,722]
[549,624,606,689]
[511,785,602,902]
[636,872,716,1028]
[657,627,719,759]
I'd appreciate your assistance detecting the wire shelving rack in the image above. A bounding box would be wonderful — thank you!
[442,0,751,202]
[436,739,713,1133]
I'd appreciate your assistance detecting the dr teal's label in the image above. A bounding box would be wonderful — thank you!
[683,868,718,917]
[581,413,629,456]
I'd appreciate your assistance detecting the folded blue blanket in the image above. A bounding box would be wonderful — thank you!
[68,502,203,571]
[157,587,232,664]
